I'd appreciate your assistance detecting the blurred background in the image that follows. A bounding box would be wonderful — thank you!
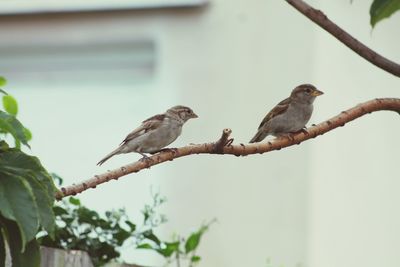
[0,0,399,266]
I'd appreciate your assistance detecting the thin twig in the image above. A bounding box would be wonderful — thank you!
[286,0,400,77]
[56,98,400,200]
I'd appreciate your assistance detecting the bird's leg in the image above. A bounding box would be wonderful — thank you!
[139,152,147,157]
[299,127,309,135]
[279,128,309,142]
[276,133,295,142]
[286,133,295,142]
[157,148,178,156]
[300,127,310,135]
[225,138,234,147]
[287,128,309,137]
[139,153,153,164]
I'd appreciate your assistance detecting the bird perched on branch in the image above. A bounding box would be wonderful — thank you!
[249,84,323,143]
[97,105,198,165]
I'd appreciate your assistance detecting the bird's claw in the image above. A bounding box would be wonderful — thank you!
[139,154,153,164]
[158,148,178,155]
[286,134,295,142]
[276,133,295,142]
[225,138,234,146]
[300,128,309,135]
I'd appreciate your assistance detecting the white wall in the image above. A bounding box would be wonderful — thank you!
[0,0,399,266]
[307,1,400,267]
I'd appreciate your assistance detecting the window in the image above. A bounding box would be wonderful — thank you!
[0,0,207,15]
[0,39,156,88]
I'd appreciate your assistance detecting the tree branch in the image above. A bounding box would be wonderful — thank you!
[286,0,400,78]
[56,98,400,200]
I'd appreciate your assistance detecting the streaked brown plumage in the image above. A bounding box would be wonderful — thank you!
[250,84,323,143]
[97,105,198,165]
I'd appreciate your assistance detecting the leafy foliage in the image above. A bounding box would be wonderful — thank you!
[184,225,209,254]
[0,76,211,267]
[2,95,18,116]
[136,221,214,267]
[3,219,41,267]
[38,189,213,267]
[136,196,215,267]
[0,82,31,148]
[0,77,6,87]
[0,111,30,148]
[0,77,55,267]
[370,0,400,27]
[37,186,166,266]
[38,196,135,266]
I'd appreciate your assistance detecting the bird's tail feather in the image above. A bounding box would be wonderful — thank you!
[249,130,268,143]
[97,147,122,166]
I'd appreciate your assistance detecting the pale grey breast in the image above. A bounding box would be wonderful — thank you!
[268,102,313,136]
[136,117,183,153]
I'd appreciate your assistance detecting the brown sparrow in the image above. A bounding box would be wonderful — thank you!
[97,105,198,165]
[249,84,323,143]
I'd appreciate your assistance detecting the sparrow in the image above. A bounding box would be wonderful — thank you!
[97,105,198,165]
[249,84,323,143]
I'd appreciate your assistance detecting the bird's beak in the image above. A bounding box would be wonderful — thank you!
[192,113,199,119]
[312,89,324,96]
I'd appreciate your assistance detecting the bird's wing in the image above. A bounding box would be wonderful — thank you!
[120,114,166,145]
[258,97,291,129]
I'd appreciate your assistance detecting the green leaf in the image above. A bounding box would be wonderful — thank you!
[0,141,9,152]
[0,77,6,87]
[50,172,63,186]
[24,174,55,238]
[69,197,81,206]
[2,95,18,116]
[0,176,39,248]
[0,150,55,200]
[114,228,131,246]
[142,230,161,245]
[125,220,136,232]
[53,206,68,216]
[370,0,400,27]
[4,220,40,267]
[185,232,201,253]
[156,241,180,257]
[13,240,40,267]
[24,128,32,141]
[185,225,209,253]
[0,229,5,267]
[77,207,99,224]
[191,255,201,262]
[15,139,21,150]
[136,243,153,249]
[0,111,30,148]
[0,150,56,241]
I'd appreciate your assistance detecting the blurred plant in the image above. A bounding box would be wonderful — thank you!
[135,191,215,267]
[0,78,32,148]
[0,76,212,267]
[369,0,400,28]
[136,219,215,267]
[38,175,137,266]
[38,180,213,267]
[38,196,135,266]
[0,76,56,267]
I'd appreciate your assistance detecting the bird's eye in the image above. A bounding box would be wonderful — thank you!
[305,88,312,94]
